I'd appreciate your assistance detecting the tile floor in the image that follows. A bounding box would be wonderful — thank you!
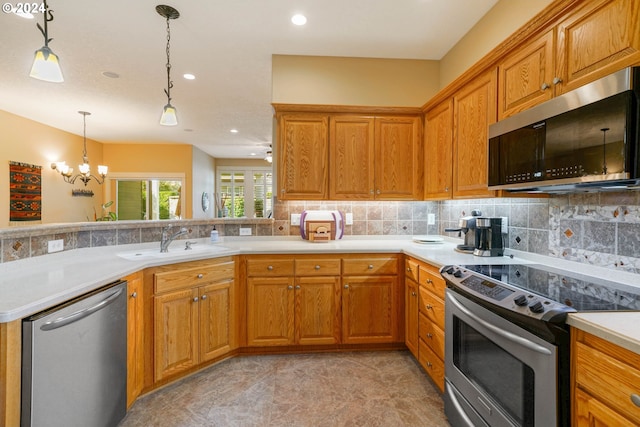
[119,350,450,427]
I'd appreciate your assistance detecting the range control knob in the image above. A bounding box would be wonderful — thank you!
[529,301,545,313]
[453,269,463,278]
[514,295,528,306]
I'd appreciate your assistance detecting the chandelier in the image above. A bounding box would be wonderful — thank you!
[156,5,180,126]
[51,111,108,186]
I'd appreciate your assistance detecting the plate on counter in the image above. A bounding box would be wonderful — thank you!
[412,235,444,244]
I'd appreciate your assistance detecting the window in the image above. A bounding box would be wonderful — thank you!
[106,174,184,221]
[216,167,272,218]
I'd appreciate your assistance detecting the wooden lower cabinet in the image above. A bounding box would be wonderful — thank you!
[572,329,640,426]
[247,276,295,346]
[296,276,341,345]
[125,271,144,408]
[153,258,236,382]
[0,320,21,427]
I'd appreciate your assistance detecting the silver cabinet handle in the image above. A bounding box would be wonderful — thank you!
[130,292,137,298]
[267,265,273,271]
[631,394,640,407]
[344,284,349,289]
[314,265,321,270]
[197,273,204,279]
[411,291,417,297]
[376,189,381,194]
[541,82,550,91]
[193,297,199,302]
[287,285,293,290]
[406,267,412,272]
[370,189,374,194]
[368,264,374,269]
[552,76,563,85]
[295,285,301,290]
[201,295,207,300]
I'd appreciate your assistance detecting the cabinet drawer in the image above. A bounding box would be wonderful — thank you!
[155,261,235,294]
[418,286,444,330]
[342,257,398,276]
[419,312,444,359]
[574,338,640,424]
[418,338,444,393]
[246,259,294,277]
[295,259,341,276]
[405,258,419,283]
[418,265,445,299]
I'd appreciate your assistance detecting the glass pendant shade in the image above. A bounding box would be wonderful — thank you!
[30,46,64,82]
[160,103,178,126]
[97,165,108,176]
[78,162,90,174]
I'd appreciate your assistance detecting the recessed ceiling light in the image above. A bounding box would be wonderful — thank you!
[291,14,307,26]
[250,152,257,156]
[183,73,195,80]
[102,71,120,79]
[230,129,239,133]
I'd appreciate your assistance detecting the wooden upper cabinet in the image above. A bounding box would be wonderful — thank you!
[277,114,329,200]
[329,116,375,199]
[424,100,453,200]
[498,30,555,120]
[374,116,423,200]
[556,0,640,95]
[452,69,497,199]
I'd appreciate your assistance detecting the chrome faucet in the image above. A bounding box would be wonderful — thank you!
[160,226,189,252]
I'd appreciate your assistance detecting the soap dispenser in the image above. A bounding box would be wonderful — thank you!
[210,226,219,243]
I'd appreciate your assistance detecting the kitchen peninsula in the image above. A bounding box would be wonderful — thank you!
[2,232,640,426]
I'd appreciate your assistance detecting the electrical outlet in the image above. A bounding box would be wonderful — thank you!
[427,213,435,225]
[291,213,301,226]
[345,213,353,225]
[239,227,252,236]
[48,239,64,253]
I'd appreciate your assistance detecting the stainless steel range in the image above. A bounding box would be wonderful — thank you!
[440,263,640,427]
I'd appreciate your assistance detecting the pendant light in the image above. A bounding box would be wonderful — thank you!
[51,111,108,186]
[156,5,180,126]
[30,0,63,83]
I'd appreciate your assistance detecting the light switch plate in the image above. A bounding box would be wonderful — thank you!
[48,239,64,253]
[291,213,301,226]
[427,213,435,225]
[239,227,252,236]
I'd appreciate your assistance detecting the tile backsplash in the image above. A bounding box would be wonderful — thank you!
[2,192,639,274]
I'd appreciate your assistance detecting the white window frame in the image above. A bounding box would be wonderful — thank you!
[216,166,272,218]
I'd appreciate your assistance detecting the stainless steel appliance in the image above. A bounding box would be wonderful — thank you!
[22,281,127,427]
[473,217,507,257]
[488,66,640,193]
[440,264,640,427]
[445,210,481,253]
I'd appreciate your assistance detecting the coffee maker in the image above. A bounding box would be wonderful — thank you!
[473,217,508,257]
[445,210,481,254]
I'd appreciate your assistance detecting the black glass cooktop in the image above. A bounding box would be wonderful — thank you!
[462,264,640,312]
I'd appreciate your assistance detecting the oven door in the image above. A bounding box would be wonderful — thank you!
[444,289,558,427]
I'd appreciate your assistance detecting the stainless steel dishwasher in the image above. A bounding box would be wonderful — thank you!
[21,280,127,427]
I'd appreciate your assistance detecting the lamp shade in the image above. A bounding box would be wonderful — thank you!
[160,103,178,126]
[30,46,64,82]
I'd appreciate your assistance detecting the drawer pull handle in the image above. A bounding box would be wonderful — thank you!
[541,82,550,91]
[552,76,563,85]
[425,304,433,310]
[631,394,640,407]
[287,285,293,290]
[344,284,349,289]
[267,265,274,271]
[426,279,433,284]
[406,267,412,272]
[197,274,204,279]
[426,361,433,368]
[193,297,199,302]
[368,265,374,270]
[427,333,433,338]
[201,295,207,300]
[412,291,417,297]
[130,292,137,298]
[295,285,301,290]
[315,265,321,270]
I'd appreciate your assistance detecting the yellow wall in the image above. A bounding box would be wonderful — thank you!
[103,143,194,219]
[272,55,440,106]
[0,110,105,226]
[439,0,554,88]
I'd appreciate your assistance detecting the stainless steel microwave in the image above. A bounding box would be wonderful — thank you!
[488,67,640,193]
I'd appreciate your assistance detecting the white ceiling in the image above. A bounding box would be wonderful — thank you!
[0,0,497,159]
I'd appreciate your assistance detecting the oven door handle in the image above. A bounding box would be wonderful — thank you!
[449,293,552,355]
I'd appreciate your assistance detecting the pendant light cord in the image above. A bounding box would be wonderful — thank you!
[164,17,173,103]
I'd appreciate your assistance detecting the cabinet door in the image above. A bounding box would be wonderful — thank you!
[498,30,555,119]
[295,276,341,345]
[247,277,295,346]
[556,0,640,95]
[452,69,497,199]
[374,116,422,200]
[575,388,636,427]
[424,100,453,200]
[199,279,235,362]
[126,272,144,408]
[342,276,399,344]
[277,114,329,200]
[154,288,199,381]
[329,115,375,199]
[405,278,419,357]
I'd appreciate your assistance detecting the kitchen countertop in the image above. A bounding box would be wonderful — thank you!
[1,235,638,354]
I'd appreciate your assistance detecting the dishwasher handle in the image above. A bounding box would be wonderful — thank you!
[40,286,125,331]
